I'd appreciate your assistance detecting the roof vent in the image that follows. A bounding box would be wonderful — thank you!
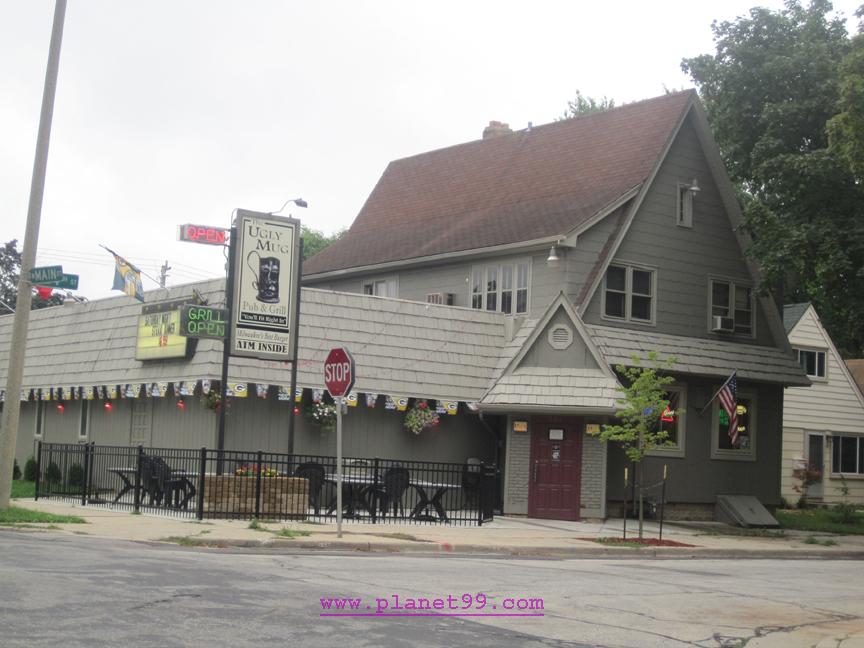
[482,121,512,139]
[547,324,573,350]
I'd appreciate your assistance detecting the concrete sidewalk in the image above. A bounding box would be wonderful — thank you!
[9,498,864,559]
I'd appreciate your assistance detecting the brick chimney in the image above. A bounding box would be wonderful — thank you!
[482,120,512,139]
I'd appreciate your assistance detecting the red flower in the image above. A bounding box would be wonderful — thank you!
[418,401,427,409]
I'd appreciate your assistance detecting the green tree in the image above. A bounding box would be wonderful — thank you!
[301,227,346,260]
[0,239,81,314]
[560,90,616,119]
[591,352,680,539]
[828,7,864,178]
[682,0,864,357]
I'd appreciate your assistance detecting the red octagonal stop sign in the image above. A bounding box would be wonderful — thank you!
[324,347,355,397]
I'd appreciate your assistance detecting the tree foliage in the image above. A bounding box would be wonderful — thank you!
[561,90,616,119]
[301,226,346,260]
[682,0,864,357]
[828,7,864,179]
[0,239,81,314]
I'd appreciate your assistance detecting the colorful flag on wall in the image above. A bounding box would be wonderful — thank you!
[84,386,94,400]
[312,389,323,403]
[278,386,291,401]
[227,383,247,397]
[294,387,303,403]
[108,385,118,399]
[256,383,268,399]
[385,396,408,411]
[103,245,144,302]
[438,400,458,415]
[202,379,211,395]
[365,393,378,408]
[345,392,358,407]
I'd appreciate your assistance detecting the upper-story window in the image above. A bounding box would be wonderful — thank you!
[602,263,655,324]
[362,277,397,298]
[709,278,753,336]
[676,183,694,228]
[795,348,827,380]
[470,260,529,315]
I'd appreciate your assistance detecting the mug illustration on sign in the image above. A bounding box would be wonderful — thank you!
[247,251,280,303]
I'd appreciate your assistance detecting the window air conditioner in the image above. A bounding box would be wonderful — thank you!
[426,292,454,305]
[712,316,735,333]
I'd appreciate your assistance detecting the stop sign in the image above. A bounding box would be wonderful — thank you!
[324,347,355,397]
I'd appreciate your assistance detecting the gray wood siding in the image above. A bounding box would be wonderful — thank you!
[151,398,216,449]
[606,379,783,505]
[88,400,133,445]
[519,308,600,370]
[583,116,776,347]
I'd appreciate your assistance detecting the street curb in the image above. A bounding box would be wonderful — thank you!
[152,536,864,560]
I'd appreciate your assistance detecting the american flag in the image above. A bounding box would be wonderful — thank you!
[718,372,738,446]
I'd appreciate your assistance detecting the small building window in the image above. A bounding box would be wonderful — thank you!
[831,435,864,475]
[649,386,686,458]
[79,401,90,441]
[796,348,827,379]
[470,260,529,315]
[34,400,44,438]
[602,264,655,324]
[362,277,397,298]
[709,278,753,336]
[677,183,693,228]
[711,390,756,461]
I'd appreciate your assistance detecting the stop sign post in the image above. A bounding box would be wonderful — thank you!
[324,347,355,537]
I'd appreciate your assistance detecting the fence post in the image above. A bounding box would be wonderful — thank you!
[254,450,263,520]
[659,465,667,542]
[370,458,379,524]
[478,462,484,526]
[81,442,92,506]
[196,447,206,521]
[622,467,628,541]
[133,444,143,514]
[35,440,43,501]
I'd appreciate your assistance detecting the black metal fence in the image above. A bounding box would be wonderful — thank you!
[35,442,496,526]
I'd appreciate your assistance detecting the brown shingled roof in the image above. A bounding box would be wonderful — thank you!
[304,90,695,276]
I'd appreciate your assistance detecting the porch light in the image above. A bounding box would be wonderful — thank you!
[689,178,701,194]
[104,402,113,412]
[271,197,309,215]
[56,402,65,413]
[546,245,560,268]
[177,398,186,411]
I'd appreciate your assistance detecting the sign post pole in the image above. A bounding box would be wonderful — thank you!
[336,396,343,538]
[323,347,355,540]
[217,225,237,474]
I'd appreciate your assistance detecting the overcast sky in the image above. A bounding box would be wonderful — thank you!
[2,1,861,300]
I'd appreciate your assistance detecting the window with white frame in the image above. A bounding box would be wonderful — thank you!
[795,348,827,379]
[470,260,529,315]
[362,277,397,298]
[832,435,864,475]
[603,264,655,323]
[711,390,756,460]
[709,278,753,335]
[649,386,686,457]
[676,183,693,228]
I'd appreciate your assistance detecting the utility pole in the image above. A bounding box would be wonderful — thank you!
[159,261,171,288]
[0,0,67,509]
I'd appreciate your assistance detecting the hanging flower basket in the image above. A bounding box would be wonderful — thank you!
[404,400,440,435]
[202,389,222,412]
[305,401,337,431]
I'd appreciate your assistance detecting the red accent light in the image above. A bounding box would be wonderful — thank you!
[177,399,186,410]
[293,406,300,415]
[36,286,53,300]
[104,402,113,412]
[56,403,65,413]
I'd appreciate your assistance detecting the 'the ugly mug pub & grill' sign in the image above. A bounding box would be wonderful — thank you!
[230,209,301,361]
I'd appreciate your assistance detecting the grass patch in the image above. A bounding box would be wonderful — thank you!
[0,506,85,525]
[11,481,35,499]
[160,535,211,547]
[695,526,786,538]
[273,528,311,538]
[776,508,864,535]
[803,535,838,547]
[248,519,270,532]
[371,532,429,543]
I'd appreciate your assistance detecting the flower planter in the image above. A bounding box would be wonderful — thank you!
[201,475,309,519]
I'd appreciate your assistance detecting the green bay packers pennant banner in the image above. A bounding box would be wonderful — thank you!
[85,387,94,401]
[385,396,408,411]
[278,386,291,401]
[158,383,169,397]
[108,385,118,399]
[40,388,49,401]
[365,393,378,408]
[345,392,358,407]
[228,383,247,397]
[443,401,459,415]
[294,387,303,403]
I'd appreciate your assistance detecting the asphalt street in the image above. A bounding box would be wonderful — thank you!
[1,530,862,648]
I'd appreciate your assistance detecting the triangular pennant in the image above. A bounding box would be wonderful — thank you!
[345,392,358,407]
[294,387,303,403]
[108,385,118,399]
[159,382,169,397]
[442,401,459,415]
[256,383,268,399]
[278,386,291,401]
[228,383,247,398]
[365,393,378,408]
[85,386,95,401]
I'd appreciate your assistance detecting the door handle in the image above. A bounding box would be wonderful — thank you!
[533,461,539,483]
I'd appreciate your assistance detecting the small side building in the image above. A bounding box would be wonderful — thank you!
[781,303,864,505]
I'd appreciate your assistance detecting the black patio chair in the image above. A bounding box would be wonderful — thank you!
[372,466,410,520]
[138,455,163,506]
[462,458,482,508]
[150,456,188,508]
[294,462,326,515]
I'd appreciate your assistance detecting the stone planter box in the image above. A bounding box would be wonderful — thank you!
[201,475,309,519]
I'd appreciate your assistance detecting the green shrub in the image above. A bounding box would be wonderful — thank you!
[832,502,859,525]
[67,463,85,489]
[24,457,37,482]
[45,462,61,484]
[12,459,21,481]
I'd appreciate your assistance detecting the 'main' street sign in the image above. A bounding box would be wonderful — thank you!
[29,265,63,284]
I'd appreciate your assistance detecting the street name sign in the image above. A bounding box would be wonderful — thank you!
[29,265,63,284]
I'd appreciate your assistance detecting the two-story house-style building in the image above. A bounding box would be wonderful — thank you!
[304,90,809,520]
[781,304,864,505]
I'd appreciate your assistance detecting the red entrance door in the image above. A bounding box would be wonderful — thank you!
[528,416,582,520]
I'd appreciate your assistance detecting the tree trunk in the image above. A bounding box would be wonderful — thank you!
[637,460,644,540]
